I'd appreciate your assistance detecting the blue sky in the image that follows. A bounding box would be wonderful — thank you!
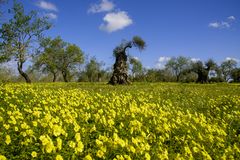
[2,0,240,69]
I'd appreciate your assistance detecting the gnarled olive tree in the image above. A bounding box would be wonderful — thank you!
[108,36,146,85]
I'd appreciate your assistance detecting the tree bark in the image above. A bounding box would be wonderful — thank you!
[52,72,57,82]
[17,62,31,83]
[62,70,68,82]
[109,47,131,85]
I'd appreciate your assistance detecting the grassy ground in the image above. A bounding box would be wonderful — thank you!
[0,83,240,159]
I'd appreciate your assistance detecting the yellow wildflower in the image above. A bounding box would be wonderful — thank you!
[57,137,62,150]
[56,155,64,160]
[53,125,62,136]
[0,155,7,160]
[5,135,11,145]
[96,150,104,158]
[75,133,81,141]
[84,155,92,160]
[3,124,10,130]
[75,141,84,153]
[45,142,55,153]
[32,121,38,127]
[31,151,37,158]
[145,153,151,160]
[69,141,76,148]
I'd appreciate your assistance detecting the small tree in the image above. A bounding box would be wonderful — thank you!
[231,68,240,82]
[129,57,143,80]
[205,59,218,81]
[58,44,84,82]
[221,59,237,81]
[191,61,208,83]
[0,1,51,83]
[34,37,84,82]
[34,37,65,82]
[85,57,103,82]
[0,65,17,82]
[108,36,146,85]
[165,56,189,82]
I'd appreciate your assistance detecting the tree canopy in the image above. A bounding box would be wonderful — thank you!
[0,1,51,83]
[35,37,84,82]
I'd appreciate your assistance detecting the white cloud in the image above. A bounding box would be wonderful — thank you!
[88,0,114,13]
[209,16,236,29]
[221,22,230,28]
[99,11,133,32]
[45,13,57,19]
[209,22,220,28]
[191,58,201,62]
[228,16,236,21]
[208,21,230,29]
[36,0,58,12]
[225,57,239,62]
[155,56,171,69]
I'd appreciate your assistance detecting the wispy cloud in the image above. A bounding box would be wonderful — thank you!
[99,11,133,33]
[209,22,230,29]
[155,56,171,69]
[209,16,236,29]
[228,16,236,21]
[209,22,221,28]
[45,13,57,19]
[36,0,58,12]
[88,0,114,13]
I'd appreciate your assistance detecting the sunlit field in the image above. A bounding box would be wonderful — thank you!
[0,83,240,159]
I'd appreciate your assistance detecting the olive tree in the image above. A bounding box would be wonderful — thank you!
[190,59,218,83]
[84,57,103,82]
[0,1,51,83]
[34,36,84,82]
[58,44,84,82]
[129,57,143,80]
[191,61,208,83]
[34,37,65,82]
[220,59,237,81]
[108,36,146,85]
[165,56,189,82]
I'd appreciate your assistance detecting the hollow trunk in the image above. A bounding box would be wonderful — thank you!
[108,51,130,85]
[17,62,31,83]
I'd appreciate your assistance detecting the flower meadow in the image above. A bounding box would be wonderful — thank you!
[0,83,239,160]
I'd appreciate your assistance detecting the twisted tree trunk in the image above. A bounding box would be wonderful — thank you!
[17,61,31,83]
[109,46,131,85]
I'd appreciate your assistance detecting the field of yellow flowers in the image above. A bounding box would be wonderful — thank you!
[0,83,240,159]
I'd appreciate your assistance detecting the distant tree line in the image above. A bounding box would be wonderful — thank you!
[141,57,240,83]
[0,1,239,83]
